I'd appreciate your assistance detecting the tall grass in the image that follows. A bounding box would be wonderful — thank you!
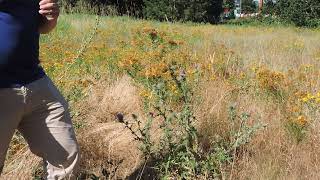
[2,14,320,179]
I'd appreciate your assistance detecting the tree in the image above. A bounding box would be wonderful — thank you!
[241,0,257,14]
[62,0,225,24]
[142,0,179,21]
[262,0,276,15]
[143,0,224,23]
[223,0,235,10]
[275,0,320,27]
[207,0,224,23]
[61,0,144,16]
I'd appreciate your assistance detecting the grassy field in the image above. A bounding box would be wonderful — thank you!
[2,14,320,179]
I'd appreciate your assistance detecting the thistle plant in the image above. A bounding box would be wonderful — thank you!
[116,27,263,179]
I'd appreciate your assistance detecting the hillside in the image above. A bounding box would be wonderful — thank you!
[3,14,320,179]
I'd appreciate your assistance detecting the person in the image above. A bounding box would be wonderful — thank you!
[0,0,80,179]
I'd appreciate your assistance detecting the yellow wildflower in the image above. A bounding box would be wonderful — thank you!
[297,115,307,126]
[210,75,216,81]
[140,90,152,99]
[301,93,316,103]
[251,66,258,72]
[302,97,309,102]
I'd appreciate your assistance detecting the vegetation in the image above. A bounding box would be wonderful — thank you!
[275,0,320,27]
[60,0,223,23]
[143,0,223,23]
[241,0,257,14]
[262,0,276,15]
[59,0,320,28]
[2,14,320,179]
[223,0,235,10]
[225,0,320,28]
[226,16,286,27]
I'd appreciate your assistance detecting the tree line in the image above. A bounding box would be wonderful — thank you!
[62,0,320,27]
[275,0,320,27]
[240,0,320,27]
[63,0,224,23]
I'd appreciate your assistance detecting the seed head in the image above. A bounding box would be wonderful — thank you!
[116,112,124,123]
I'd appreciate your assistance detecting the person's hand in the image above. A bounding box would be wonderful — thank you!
[39,0,60,21]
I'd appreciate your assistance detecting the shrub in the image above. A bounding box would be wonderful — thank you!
[275,0,320,27]
[60,0,224,23]
[60,0,144,16]
[241,0,257,14]
[262,0,276,15]
[143,0,223,23]
[226,15,286,27]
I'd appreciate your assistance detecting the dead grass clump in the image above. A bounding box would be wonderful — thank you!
[79,129,142,179]
[77,76,146,178]
[85,75,144,124]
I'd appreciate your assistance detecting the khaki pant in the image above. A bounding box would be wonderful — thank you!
[0,76,79,179]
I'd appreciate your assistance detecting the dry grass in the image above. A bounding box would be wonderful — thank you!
[76,76,145,178]
[2,15,320,179]
[2,148,40,179]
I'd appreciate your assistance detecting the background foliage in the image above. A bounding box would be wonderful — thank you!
[143,0,223,23]
[60,0,320,27]
[61,0,223,23]
[241,0,257,14]
[275,0,320,27]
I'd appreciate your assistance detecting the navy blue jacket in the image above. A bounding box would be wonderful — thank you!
[0,0,45,88]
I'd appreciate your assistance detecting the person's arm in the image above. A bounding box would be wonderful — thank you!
[38,0,60,34]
